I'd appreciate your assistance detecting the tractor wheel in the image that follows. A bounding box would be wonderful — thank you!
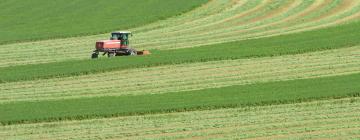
[107,52,116,57]
[128,49,137,56]
[91,52,99,59]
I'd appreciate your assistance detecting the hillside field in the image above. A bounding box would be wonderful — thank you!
[0,0,207,44]
[0,0,360,139]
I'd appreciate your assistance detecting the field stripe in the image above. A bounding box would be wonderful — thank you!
[132,0,260,34]
[135,0,360,49]
[0,45,359,103]
[1,97,359,139]
[134,0,243,31]
[131,0,337,44]
[1,72,359,125]
[0,0,359,67]
[134,0,287,37]
[133,0,311,45]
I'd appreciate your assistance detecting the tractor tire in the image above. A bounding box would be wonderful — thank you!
[91,52,99,59]
[108,52,116,57]
[128,48,137,56]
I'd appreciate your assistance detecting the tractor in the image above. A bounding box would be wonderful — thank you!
[91,31,149,58]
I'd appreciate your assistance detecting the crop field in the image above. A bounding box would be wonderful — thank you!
[1,46,359,103]
[1,0,360,67]
[0,0,360,139]
[0,0,207,44]
[1,97,360,139]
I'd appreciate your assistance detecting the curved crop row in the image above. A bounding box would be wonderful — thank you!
[133,0,360,49]
[0,46,358,103]
[0,0,359,67]
[1,97,359,139]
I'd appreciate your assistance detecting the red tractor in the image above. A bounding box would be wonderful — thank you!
[91,31,149,58]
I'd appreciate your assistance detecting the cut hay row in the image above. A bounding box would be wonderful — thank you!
[1,97,359,139]
[0,46,358,103]
[132,0,257,33]
[134,0,360,49]
[0,0,359,67]
[133,0,306,36]
[133,0,310,44]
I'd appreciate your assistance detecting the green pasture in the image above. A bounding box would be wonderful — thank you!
[0,0,207,44]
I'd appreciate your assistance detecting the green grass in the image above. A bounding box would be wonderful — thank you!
[1,73,359,125]
[1,98,360,139]
[1,21,360,83]
[0,0,208,44]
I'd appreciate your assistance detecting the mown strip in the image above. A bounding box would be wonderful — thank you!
[0,73,359,125]
[1,21,360,83]
[1,97,359,139]
[1,46,358,103]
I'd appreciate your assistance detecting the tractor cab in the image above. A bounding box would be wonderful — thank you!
[110,31,132,46]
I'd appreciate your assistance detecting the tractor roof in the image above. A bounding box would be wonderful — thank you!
[112,31,131,34]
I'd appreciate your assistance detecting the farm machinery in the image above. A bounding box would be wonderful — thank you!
[91,31,150,58]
